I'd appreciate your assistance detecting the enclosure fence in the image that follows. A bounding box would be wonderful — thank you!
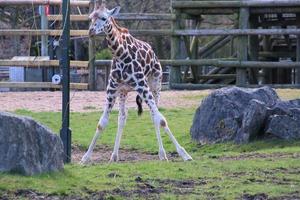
[1,0,300,90]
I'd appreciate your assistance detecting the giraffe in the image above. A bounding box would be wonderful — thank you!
[80,1,192,164]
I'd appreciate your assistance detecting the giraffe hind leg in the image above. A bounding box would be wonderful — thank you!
[162,126,193,161]
[149,72,192,160]
[137,85,192,161]
[154,111,193,161]
[136,85,167,160]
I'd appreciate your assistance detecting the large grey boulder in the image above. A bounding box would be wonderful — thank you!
[191,86,300,144]
[190,86,279,144]
[0,112,64,175]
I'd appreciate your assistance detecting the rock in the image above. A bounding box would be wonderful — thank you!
[0,112,64,175]
[235,99,268,144]
[265,99,300,140]
[190,86,279,144]
[268,99,300,118]
[266,115,300,140]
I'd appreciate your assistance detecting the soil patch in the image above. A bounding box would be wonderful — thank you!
[271,192,300,200]
[240,192,300,200]
[3,183,299,200]
[241,193,269,200]
[71,145,180,164]
[219,152,300,161]
[1,178,205,199]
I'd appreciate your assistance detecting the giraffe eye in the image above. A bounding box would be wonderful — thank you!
[101,17,106,21]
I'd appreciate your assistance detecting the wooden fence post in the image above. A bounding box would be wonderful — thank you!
[296,14,300,85]
[249,15,259,84]
[236,7,249,86]
[88,0,96,90]
[170,5,182,88]
[190,19,200,82]
[40,5,50,82]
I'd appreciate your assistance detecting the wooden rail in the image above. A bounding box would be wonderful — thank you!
[172,1,300,8]
[171,83,300,90]
[0,30,88,37]
[0,29,172,36]
[0,60,88,68]
[2,29,300,37]
[198,74,236,80]
[176,8,300,15]
[0,82,88,89]
[95,59,300,68]
[0,0,89,6]
[47,13,174,21]
[174,29,300,36]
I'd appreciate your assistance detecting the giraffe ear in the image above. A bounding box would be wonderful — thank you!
[108,6,121,17]
[89,11,99,19]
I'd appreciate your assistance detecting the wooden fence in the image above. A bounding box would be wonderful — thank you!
[169,0,300,89]
[1,0,300,90]
[0,0,174,90]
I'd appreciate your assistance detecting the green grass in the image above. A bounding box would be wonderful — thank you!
[1,154,299,199]
[14,108,194,152]
[1,108,300,199]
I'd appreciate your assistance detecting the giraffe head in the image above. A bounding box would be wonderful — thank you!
[88,0,121,36]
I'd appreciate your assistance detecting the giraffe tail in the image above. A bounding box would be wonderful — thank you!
[136,95,143,116]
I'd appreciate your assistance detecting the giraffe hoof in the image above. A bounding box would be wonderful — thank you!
[159,149,168,161]
[109,153,119,163]
[177,147,193,161]
[80,153,91,165]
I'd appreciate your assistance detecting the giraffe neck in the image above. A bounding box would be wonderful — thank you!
[104,17,128,56]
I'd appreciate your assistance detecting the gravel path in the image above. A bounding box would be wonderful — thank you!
[1,89,297,112]
[0,90,210,112]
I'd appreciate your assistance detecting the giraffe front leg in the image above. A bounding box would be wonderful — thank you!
[80,88,117,165]
[136,86,168,161]
[109,92,128,162]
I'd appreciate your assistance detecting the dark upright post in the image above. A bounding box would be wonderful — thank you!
[236,7,249,86]
[60,0,71,163]
[88,0,96,91]
[170,1,182,88]
[296,14,300,85]
[249,15,259,84]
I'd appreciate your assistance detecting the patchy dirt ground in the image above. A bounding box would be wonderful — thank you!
[2,182,299,200]
[72,146,180,164]
[218,152,300,161]
[2,149,300,199]
[0,90,210,112]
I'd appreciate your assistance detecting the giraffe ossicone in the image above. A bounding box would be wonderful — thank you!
[80,3,192,164]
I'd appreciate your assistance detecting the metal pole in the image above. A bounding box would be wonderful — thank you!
[88,0,96,90]
[60,0,71,163]
[40,5,49,81]
[296,14,300,85]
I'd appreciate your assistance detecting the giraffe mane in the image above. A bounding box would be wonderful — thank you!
[111,17,128,34]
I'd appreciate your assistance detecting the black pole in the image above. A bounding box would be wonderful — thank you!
[60,0,71,163]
